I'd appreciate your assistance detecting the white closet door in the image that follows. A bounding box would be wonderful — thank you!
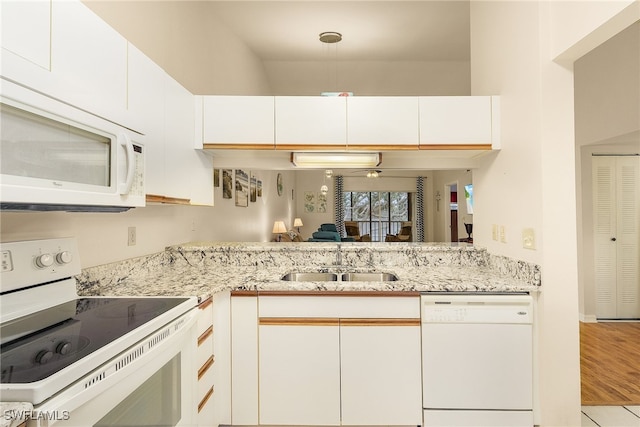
[593,156,640,319]
[616,157,640,318]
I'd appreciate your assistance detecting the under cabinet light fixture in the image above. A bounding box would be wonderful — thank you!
[291,152,381,168]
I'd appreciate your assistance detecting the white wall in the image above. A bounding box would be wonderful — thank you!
[83,0,272,95]
[265,60,470,96]
[574,22,640,146]
[471,2,638,426]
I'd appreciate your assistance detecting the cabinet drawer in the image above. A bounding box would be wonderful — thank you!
[258,295,420,318]
[198,355,215,398]
[197,297,213,336]
[197,329,213,368]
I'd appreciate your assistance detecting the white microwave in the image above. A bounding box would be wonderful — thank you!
[0,79,144,212]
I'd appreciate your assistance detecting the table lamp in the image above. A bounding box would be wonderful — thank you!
[272,221,286,242]
[293,218,303,234]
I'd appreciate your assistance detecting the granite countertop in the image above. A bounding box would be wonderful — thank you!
[76,242,541,301]
[0,402,33,427]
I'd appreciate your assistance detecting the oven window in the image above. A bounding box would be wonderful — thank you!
[94,354,181,427]
[0,103,111,187]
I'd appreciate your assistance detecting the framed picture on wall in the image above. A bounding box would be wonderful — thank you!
[257,180,263,197]
[276,173,283,196]
[250,175,257,202]
[235,169,249,207]
[304,191,315,213]
[222,169,233,199]
[214,169,220,187]
[317,192,327,213]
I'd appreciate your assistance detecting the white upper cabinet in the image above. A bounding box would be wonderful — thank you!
[202,96,274,147]
[1,0,51,70]
[128,44,212,206]
[419,96,495,147]
[127,45,166,198]
[347,97,419,147]
[275,96,347,147]
[50,0,128,124]
[163,70,213,205]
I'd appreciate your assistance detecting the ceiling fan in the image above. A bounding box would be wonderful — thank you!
[348,169,383,178]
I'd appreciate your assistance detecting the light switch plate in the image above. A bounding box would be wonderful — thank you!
[492,224,498,241]
[523,228,536,250]
[499,226,506,243]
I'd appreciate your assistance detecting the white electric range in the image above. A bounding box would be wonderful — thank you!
[1,238,198,427]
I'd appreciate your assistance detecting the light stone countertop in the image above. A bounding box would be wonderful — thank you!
[76,242,541,301]
[0,402,32,427]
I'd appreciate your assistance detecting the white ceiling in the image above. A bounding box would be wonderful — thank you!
[205,0,470,62]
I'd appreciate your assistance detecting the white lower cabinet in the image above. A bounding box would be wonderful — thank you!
[196,298,214,426]
[230,294,259,425]
[244,294,422,426]
[259,323,341,425]
[340,322,422,425]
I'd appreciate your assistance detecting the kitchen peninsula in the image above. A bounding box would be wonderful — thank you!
[76,242,541,299]
[74,241,540,427]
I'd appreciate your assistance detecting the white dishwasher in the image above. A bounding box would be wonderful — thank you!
[421,293,533,427]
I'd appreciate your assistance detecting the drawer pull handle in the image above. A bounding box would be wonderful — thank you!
[198,386,214,413]
[198,326,213,346]
[198,355,214,380]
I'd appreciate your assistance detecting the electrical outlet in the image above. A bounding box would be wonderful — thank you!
[523,228,536,250]
[128,227,136,246]
[499,226,507,243]
[492,224,498,241]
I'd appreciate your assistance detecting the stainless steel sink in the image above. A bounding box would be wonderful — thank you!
[340,272,398,282]
[281,272,339,282]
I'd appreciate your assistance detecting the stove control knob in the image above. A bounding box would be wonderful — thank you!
[35,254,54,268]
[36,350,54,364]
[56,342,72,355]
[56,251,73,265]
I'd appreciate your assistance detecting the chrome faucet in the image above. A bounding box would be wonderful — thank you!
[335,244,342,266]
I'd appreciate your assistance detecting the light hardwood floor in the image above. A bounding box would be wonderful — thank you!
[580,321,640,405]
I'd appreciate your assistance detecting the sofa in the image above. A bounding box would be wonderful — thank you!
[308,223,356,242]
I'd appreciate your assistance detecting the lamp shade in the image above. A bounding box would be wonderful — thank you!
[272,221,287,234]
[293,218,303,227]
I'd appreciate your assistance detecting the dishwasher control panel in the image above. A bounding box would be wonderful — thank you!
[421,294,532,324]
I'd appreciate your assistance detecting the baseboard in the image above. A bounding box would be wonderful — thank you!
[580,313,598,323]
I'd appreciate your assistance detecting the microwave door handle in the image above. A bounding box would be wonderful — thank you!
[118,133,135,195]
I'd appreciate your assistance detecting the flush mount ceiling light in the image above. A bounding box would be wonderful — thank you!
[319,31,342,44]
[366,170,381,178]
[292,152,381,168]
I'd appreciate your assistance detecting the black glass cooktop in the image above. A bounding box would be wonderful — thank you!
[0,297,190,384]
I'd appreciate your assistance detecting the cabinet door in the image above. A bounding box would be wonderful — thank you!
[419,96,493,147]
[1,0,51,70]
[202,96,274,147]
[259,322,341,426]
[347,97,419,147]
[164,76,215,206]
[275,96,347,147]
[51,0,127,123]
[127,44,166,198]
[340,321,423,425]
[230,296,259,425]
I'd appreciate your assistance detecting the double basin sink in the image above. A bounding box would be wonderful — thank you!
[281,272,398,282]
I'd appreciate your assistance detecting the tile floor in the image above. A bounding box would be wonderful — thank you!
[581,406,640,426]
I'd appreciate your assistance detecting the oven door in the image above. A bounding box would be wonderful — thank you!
[30,309,198,427]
